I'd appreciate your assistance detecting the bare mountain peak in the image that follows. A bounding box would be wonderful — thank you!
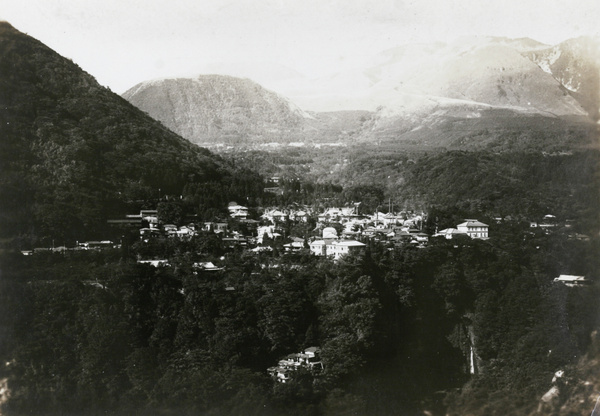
[122,74,313,145]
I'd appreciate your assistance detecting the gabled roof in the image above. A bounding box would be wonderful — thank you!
[333,240,366,247]
[284,241,305,248]
[554,275,587,283]
[457,220,488,227]
[436,228,467,235]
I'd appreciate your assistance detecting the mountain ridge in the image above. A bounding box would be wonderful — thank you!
[0,22,261,244]
[122,75,312,146]
[121,36,598,149]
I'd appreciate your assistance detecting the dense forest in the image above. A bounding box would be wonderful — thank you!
[1,222,598,415]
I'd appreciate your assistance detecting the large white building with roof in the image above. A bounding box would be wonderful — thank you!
[309,239,366,260]
[457,220,489,239]
[326,240,366,260]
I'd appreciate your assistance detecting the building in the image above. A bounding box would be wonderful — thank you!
[228,203,248,219]
[553,275,589,287]
[456,220,489,239]
[326,240,366,260]
[193,262,223,272]
[137,259,169,267]
[283,241,305,252]
[433,228,468,239]
[309,239,366,260]
[267,347,323,383]
[309,239,328,256]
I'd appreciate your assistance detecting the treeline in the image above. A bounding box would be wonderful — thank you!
[1,222,598,415]
[228,147,600,233]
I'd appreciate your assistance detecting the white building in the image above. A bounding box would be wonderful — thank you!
[456,220,489,239]
[309,239,327,256]
[553,275,589,287]
[228,203,248,219]
[326,240,366,260]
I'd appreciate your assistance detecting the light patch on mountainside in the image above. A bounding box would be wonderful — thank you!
[526,37,600,120]
[535,47,562,75]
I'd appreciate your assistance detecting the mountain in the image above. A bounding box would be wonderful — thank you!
[526,37,600,120]
[293,37,591,117]
[309,37,598,149]
[122,75,313,146]
[121,36,598,151]
[0,22,261,244]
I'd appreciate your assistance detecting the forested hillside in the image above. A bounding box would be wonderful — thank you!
[1,223,598,415]
[225,145,600,234]
[0,21,263,246]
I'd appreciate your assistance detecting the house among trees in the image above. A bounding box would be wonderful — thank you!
[227,202,249,219]
[456,220,489,239]
[433,228,468,239]
[77,240,115,250]
[267,347,323,383]
[283,241,305,252]
[137,259,169,267]
[193,262,223,272]
[553,274,590,287]
[309,238,366,260]
[326,240,366,260]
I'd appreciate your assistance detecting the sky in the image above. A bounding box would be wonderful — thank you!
[1,0,599,94]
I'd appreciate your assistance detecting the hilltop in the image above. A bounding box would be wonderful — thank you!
[0,22,262,245]
[122,75,314,146]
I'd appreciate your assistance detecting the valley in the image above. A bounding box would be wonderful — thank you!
[0,20,599,416]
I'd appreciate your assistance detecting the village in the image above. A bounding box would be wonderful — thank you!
[27,200,587,262]
[22,200,592,290]
[32,202,494,258]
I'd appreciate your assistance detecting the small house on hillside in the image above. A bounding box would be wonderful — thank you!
[553,275,589,287]
[283,241,305,252]
[434,228,468,239]
[228,203,248,219]
[267,346,323,383]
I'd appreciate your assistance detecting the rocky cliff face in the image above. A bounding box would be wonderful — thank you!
[526,37,600,120]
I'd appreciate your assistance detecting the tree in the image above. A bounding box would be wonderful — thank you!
[319,274,381,381]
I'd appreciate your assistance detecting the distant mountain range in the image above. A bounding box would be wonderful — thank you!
[264,36,599,117]
[122,36,599,149]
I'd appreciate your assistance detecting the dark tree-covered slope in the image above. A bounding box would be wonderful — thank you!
[0,22,261,244]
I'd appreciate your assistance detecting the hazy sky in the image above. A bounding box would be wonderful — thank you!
[2,0,599,93]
